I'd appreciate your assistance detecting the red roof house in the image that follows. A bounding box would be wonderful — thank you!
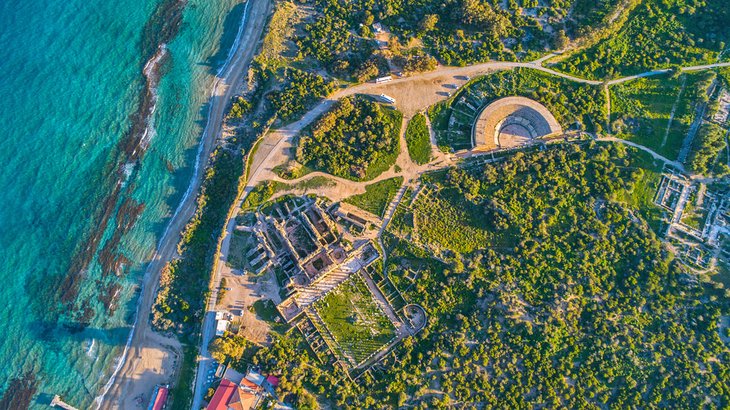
[266,376,280,387]
[207,379,258,410]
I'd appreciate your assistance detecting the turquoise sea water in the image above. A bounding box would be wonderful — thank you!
[0,0,245,407]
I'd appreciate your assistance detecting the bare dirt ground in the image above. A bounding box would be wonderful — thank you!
[216,265,281,345]
[100,0,272,408]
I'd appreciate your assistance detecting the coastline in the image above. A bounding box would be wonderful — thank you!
[98,0,272,407]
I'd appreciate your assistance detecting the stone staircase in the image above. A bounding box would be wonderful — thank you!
[293,262,358,308]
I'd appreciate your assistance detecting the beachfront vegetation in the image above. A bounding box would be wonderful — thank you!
[227,96,252,121]
[297,96,402,181]
[610,71,715,160]
[554,0,730,80]
[314,274,396,365]
[405,113,432,165]
[429,68,606,151]
[344,177,403,217]
[152,147,244,336]
[687,122,728,175]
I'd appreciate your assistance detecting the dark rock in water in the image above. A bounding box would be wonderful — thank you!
[0,372,38,410]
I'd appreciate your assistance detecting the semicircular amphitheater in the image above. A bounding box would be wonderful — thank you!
[471,96,563,151]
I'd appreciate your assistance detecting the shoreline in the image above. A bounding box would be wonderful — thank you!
[97,0,272,408]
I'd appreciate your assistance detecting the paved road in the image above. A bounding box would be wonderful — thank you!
[188,0,273,408]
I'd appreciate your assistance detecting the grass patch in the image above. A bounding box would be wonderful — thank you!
[344,177,403,217]
[314,274,395,365]
[405,113,432,165]
[607,145,667,234]
[252,299,281,322]
[291,176,336,191]
[610,72,715,160]
[412,186,493,254]
[242,181,287,210]
[169,345,198,410]
[227,230,258,272]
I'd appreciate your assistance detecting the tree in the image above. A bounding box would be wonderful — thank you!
[419,14,439,34]
[553,29,569,50]
[209,335,248,363]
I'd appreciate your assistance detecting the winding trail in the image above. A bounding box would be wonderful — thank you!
[598,136,685,169]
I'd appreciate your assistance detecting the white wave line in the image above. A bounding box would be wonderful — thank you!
[93,1,253,407]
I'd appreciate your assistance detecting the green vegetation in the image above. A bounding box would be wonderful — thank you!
[314,274,396,364]
[297,96,402,181]
[152,147,244,335]
[267,68,335,122]
[257,1,296,69]
[288,0,632,77]
[169,346,198,410]
[227,96,252,120]
[248,142,730,409]
[611,146,667,234]
[344,177,403,217]
[380,0,582,65]
[252,299,280,322]
[382,142,730,408]
[411,176,493,254]
[429,68,606,151]
[610,72,715,159]
[687,122,728,175]
[209,333,254,364]
[227,230,258,272]
[242,181,286,210]
[555,0,730,79]
[404,113,432,164]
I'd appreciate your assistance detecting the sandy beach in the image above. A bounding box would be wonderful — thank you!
[99,0,272,408]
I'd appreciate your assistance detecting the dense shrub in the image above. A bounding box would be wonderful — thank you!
[297,96,402,181]
[687,122,727,175]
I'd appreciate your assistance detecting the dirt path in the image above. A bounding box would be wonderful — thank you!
[598,136,685,169]
[606,62,730,86]
[100,0,272,408]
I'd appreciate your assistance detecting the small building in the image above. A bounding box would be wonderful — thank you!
[207,369,263,410]
[266,376,280,388]
[244,371,266,387]
[216,319,229,336]
[215,311,231,336]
